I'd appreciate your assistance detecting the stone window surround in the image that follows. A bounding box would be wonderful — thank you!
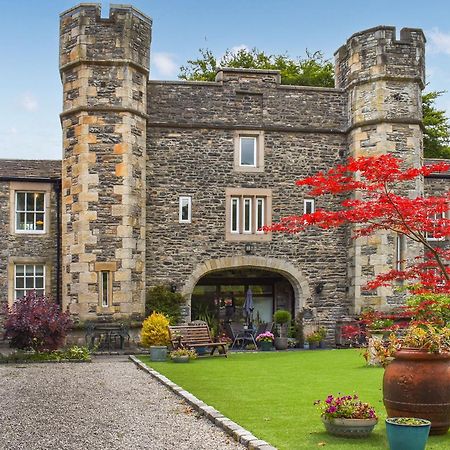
[233,130,264,173]
[94,262,116,311]
[179,196,192,223]
[7,257,52,307]
[9,181,52,235]
[225,187,272,242]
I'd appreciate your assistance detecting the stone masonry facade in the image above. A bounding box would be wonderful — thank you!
[0,4,448,341]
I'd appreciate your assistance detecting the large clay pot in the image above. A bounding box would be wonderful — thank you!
[383,349,450,435]
[274,337,288,350]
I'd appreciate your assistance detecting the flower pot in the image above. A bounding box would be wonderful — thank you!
[321,417,378,438]
[383,348,450,435]
[172,355,189,363]
[308,341,318,350]
[385,418,431,450]
[195,346,208,356]
[149,345,167,362]
[274,337,288,350]
[259,341,273,351]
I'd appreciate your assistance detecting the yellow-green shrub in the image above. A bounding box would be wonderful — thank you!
[140,312,170,347]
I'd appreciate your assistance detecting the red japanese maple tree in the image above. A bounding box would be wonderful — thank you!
[265,154,450,294]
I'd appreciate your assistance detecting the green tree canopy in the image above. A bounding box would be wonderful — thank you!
[422,91,450,159]
[179,48,450,158]
[179,48,334,87]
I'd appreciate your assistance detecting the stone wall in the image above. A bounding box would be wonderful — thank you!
[146,73,351,328]
[0,179,59,311]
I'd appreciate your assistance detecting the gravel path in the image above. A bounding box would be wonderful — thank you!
[0,356,245,450]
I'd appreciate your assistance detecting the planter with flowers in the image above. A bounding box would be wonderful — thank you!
[306,331,321,350]
[385,417,431,450]
[169,348,197,363]
[383,322,450,435]
[315,394,378,438]
[256,331,274,351]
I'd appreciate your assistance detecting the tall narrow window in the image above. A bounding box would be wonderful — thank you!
[304,199,315,215]
[14,264,45,300]
[243,198,252,233]
[395,234,405,271]
[179,196,192,223]
[100,271,109,307]
[15,192,45,232]
[231,197,240,233]
[256,197,265,233]
[239,137,257,167]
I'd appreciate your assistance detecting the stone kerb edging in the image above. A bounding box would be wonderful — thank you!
[129,355,277,450]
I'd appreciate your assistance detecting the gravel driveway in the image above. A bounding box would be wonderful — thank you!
[0,356,245,450]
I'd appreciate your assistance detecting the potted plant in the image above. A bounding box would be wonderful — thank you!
[383,322,450,435]
[315,394,378,438]
[140,312,170,361]
[256,331,274,351]
[169,348,197,363]
[306,331,321,349]
[385,417,431,450]
[273,310,292,350]
[317,326,327,348]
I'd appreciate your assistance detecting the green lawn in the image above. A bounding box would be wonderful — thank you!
[139,349,448,450]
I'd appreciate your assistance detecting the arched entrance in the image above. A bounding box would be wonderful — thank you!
[182,256,312,323]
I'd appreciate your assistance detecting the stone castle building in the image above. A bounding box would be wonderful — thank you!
[0,4,448,339]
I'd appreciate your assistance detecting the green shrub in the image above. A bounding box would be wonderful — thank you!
[145,285,185,325]
[273,309,292,324]
[140,312,170,347]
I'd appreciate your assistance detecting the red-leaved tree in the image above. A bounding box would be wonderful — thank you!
[264,155,450,294]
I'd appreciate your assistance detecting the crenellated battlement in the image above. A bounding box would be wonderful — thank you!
[59,3,152,73]
[335,26,425,90]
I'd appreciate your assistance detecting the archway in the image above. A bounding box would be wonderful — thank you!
[182,256,312,322]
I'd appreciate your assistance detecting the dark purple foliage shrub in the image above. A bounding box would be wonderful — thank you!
[3,292,72,351]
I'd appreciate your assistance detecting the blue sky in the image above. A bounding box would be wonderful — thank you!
[0,0,449,160]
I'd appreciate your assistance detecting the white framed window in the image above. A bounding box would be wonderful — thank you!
[234,131,264,172]
[239,137,257,167]
[226,188,272,241]
[14,264,45,300]
[256,197,265,233]
[243,198,252,233]
[15,191,45,233]
[100,271,110,307]
[304,199,315,215]
[179,196,192,223]
[231,197,240,233]
[426,212,445,241]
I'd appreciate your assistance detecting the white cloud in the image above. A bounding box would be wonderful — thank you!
[427,28,450,55]
[152,52,178,78]
[229,44,249,56]
[20,92,38,112]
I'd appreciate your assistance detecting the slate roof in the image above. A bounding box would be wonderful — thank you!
[0,159,61,180]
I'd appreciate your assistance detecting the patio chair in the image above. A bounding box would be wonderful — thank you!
[227,322,257,350]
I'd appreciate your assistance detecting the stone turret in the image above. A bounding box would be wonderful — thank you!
[335,26,426,312]
[59,4,151,321]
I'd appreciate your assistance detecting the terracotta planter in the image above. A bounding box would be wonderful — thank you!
[383,349,450,435]
[321,417,378,438]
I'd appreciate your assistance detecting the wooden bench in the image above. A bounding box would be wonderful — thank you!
[168,324,228,357]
